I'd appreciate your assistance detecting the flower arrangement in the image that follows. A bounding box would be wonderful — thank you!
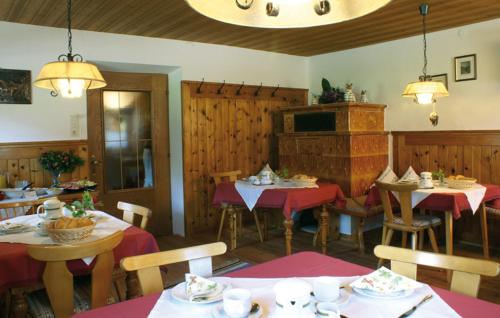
[39,151,84,185]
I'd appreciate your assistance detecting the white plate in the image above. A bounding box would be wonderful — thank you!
[212,302,263,318]
[313,288,351,307]
[353,287,414,300]
[171,277,231,304]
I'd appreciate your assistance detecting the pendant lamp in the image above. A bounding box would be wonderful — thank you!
[34,0,106,98]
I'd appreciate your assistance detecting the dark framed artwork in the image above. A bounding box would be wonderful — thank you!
[454,54,477,82]
[431,73,448,89]
[0,69,32,104]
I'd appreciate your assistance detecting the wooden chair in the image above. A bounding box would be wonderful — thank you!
[26,231,124,318]
[0,196,56,220]
[117,201,152,230]
[374,245,500,298]
[210,170,264,244]
[375,181,441,267]
[120,242,227,296]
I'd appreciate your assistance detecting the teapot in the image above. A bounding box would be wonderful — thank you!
[274,278,312,318]
[37,199,64,220]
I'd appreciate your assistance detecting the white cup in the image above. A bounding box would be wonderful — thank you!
[313,277,340,302]
[36,199,64,220]
[317,302,341,318]
[248,176,258,183]
[223,288,252,318]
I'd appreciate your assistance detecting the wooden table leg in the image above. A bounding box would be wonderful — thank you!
[320,204,330,255]
[284,219,294,256]
[480,203,490,259]
[228,206,237,250]
[445,211,453,282]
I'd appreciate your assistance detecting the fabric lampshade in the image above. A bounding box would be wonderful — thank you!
[402,80,449,105]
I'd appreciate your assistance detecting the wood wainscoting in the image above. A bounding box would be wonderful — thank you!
[182,81,308,236]
[392,130,500,248]
[0,140,89,187]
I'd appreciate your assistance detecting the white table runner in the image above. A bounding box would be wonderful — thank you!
[234,180,319,211]
[0,211,131,264]
[148,277,459,318]
[393,184,486,213]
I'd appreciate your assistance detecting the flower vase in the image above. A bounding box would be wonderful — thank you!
[50,171,61,187]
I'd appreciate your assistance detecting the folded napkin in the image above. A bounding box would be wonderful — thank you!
[350,267,423,295]
[185,274,222,302]
[0,222,34,235]
[398,166,420,183]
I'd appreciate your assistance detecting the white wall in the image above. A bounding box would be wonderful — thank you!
[0,21,308,235]
[309,18,500,132]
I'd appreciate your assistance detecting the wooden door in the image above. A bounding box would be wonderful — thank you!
[87,72,171,235]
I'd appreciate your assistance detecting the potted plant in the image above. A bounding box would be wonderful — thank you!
[39,151,84,186]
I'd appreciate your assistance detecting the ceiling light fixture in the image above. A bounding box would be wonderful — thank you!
[34,0,106,98]
[402,3,448,125]
[185,0,393,28]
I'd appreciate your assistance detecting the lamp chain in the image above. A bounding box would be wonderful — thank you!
[422,10,427,77]
[67,0,73,56]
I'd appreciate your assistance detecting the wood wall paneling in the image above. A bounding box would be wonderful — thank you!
[0,140,88,187]
[2,0,500,56]
[392,130,500,248]
[182,81,307,236]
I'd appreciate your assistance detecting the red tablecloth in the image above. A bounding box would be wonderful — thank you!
[212,182,346,219]
[72,251,500,318]
[365,184,500,219]
[0,226,159,291]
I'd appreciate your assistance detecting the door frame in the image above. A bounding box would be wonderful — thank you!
[87,71,171,235]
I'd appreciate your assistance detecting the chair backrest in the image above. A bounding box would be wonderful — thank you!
[375,181,418,226]
[120,242,227,296]
[374,245,500,298]
[0,196,56,220]
[117,201,152,230]
[27,231,124,318]
[210,170,242,185]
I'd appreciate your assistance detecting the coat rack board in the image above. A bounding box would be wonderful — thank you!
[181,80,308,236]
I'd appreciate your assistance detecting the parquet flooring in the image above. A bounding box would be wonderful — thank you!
[156,224,500,304]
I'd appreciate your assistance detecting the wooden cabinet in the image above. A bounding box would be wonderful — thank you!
[278,103,388,197]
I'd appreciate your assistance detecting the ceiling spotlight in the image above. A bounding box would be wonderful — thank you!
[315,0,331,16]
[236,0,253,10]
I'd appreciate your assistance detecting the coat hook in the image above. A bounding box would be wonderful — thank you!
[254,82,263,97]
[236,81,245,95]
[271,84,280,97]
[197,78,205,94]
[217,80,226,95]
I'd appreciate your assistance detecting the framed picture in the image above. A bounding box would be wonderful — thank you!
[0,69,32,104]
[454,54,477,82]
[431,73,448,89]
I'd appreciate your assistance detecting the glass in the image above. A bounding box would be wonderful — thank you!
[102,90,154,191]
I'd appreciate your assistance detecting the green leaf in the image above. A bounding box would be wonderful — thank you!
[321,78,332,92]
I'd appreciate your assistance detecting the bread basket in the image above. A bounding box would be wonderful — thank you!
[47,221,95,243]
[445,177,477,190]
[291,175,318,187]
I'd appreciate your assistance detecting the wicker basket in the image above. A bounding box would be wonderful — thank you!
[445,177,477,190]
[47,222,96,243]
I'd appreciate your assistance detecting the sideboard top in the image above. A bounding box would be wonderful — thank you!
[279,102,387,112]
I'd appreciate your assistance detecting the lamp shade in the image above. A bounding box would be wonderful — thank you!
[402,80,449,105]
[184,0,392,28]
[34,61,106,98]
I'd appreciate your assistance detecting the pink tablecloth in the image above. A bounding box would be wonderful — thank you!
[212,182,346,219]
[73,251,500,318]
[0,226,159,291]
[365,184,500,219]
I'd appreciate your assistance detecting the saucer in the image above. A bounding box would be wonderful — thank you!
[212,302,263,318]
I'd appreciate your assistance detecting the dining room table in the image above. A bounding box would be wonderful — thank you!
[365,183,500,259]
[0,211,160,318]
[72,251,500,318]
[212,181,346,255]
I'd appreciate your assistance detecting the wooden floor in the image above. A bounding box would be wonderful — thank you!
[156,223,500,305]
